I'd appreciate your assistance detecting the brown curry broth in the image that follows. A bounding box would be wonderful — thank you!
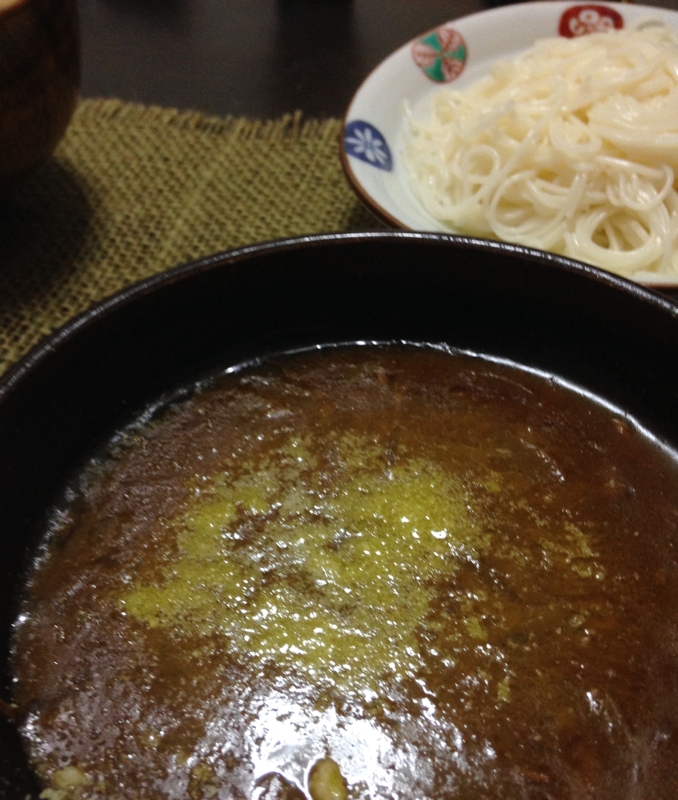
[12,345,678,800]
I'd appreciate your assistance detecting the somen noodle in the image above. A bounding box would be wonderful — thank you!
[404,25,678,281]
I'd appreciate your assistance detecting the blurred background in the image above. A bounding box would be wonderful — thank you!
[78,0,678,119]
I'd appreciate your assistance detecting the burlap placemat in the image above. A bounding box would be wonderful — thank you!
[0,98,387,376]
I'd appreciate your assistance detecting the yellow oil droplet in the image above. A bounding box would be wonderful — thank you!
[465,616,487,641]
[497,676,511,702]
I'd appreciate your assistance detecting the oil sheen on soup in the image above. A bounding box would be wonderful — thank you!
[11,345,678,800]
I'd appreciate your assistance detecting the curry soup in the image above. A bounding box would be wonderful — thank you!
[12,344,678,800]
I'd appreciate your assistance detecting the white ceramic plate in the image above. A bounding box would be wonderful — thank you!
[340,1,678,288]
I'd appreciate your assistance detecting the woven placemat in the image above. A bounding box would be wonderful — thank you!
[0,99,387,376]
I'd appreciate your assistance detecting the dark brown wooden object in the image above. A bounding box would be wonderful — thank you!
[0,0,79,191]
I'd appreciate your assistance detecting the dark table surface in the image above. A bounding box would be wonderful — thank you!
[77,0,678,120]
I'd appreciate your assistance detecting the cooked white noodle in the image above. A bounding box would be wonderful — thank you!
[404,26,678,279]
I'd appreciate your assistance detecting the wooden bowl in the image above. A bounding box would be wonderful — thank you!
[0,0,79,192]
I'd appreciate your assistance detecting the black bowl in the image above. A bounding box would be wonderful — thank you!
[2,231,678,796]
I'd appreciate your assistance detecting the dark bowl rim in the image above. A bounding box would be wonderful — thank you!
[1,230,676,403]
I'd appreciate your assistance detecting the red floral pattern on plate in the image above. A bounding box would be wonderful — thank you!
[559,5,624,38]
[411,26,467,83]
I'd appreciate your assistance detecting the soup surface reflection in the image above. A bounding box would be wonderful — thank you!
[12,345,678,800]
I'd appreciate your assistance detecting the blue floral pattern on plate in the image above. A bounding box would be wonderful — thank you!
[344,121,393,171]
